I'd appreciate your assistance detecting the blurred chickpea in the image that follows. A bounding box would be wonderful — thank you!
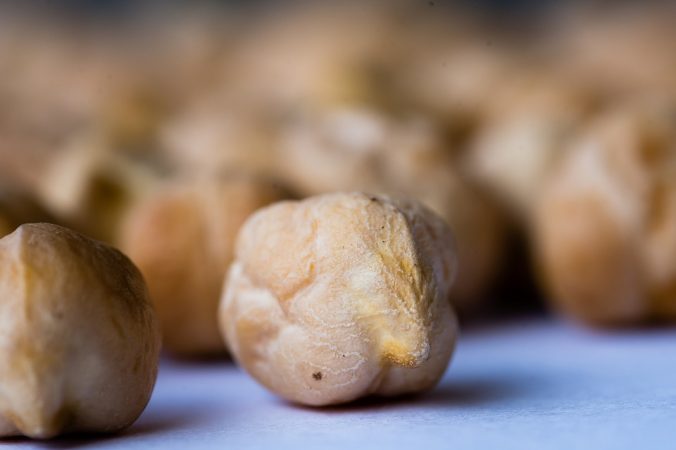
[0,223,160,439]
[551,5,676,97]
[534,100,676,325]
[37,134,162,244]
[220,192,458,406]
[121,175,289,357]
[396,41,520,135]
[220,2,396,111]
[277,107,386,195]
[466,74,593,223]
[159,101,278,179]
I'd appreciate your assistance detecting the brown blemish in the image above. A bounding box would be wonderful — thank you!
[312,372,323,381]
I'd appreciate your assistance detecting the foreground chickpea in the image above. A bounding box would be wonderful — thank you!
[220,192,458,406]
[0,223,160,439]
[534,102,676,325]
[122,175,288,357]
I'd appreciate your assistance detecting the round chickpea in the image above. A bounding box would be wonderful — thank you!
[220,192,458,406]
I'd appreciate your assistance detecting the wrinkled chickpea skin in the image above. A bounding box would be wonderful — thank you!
[0,223,160,439]
[220,192,458,406]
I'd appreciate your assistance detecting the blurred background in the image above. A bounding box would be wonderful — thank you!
[1,0,675,357]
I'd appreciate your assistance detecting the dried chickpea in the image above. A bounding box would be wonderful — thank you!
[122,175,288,357]
[220,192,458,406]
[0,223,160,439]
[534,101,676,325]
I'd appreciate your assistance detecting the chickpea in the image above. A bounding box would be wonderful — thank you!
[122,175,289,357]
[220,192,458,406]
[534,101,676,325]
[0,223,160,439]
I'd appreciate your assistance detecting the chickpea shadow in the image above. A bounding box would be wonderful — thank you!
[4,403,216,449]
[418,377,523,408]
[286,374,532,414]
[160,352,235,366]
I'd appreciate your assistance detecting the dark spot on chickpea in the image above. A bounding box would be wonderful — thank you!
[312,372,323,381]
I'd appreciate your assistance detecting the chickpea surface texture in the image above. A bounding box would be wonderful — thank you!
[220,192,458,406]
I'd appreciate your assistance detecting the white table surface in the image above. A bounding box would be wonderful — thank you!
[4,318,676,450]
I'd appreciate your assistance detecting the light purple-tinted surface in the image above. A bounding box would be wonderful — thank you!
[3,319,676,449]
